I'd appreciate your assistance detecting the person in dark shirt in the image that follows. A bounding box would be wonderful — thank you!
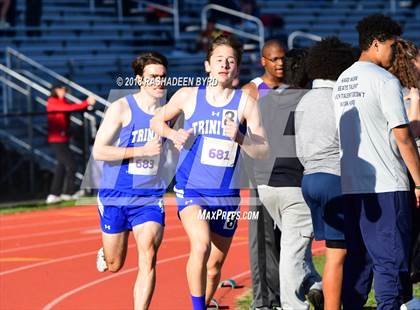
[254,49,323,310]
[242,39,286,310]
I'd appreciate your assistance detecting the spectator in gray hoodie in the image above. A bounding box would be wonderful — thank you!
[295,37,355,310]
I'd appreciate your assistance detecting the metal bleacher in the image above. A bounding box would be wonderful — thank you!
[1,0,184,96]
[0,0,418,199]
[2,0,418,97]
[272,1,419,47]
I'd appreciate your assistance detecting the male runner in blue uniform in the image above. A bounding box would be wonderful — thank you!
[151,34,269,310]
[93,52,168,310]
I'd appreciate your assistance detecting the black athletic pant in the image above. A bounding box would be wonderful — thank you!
[50,142,77,196]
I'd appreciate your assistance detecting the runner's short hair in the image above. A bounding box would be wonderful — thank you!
[356,14,402,51]
[207,34,243,66]
[132,52,168,77]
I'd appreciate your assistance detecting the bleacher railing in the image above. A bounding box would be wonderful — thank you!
[3,48,101,142]
[201,4,264,51]
[5,47,108,117]
[287,31,322,50]
[0,64,86,181]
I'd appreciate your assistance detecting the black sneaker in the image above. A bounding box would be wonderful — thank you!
[307,288,324,310]
[411,270,420,284]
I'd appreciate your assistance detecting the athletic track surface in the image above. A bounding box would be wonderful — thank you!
[0,190,325,310]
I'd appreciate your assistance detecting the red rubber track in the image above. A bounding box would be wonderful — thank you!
[0,190,325,309]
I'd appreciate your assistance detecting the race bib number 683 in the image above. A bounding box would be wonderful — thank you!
[128,155,160,175]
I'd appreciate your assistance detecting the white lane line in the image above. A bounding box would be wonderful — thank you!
[0,226,97,241]
[0,234,187,276]
[0,212,180,230]
[0,236,99,254]
[81,228,102,234]
[0,249,106,276]
[0,226,247,276]
[41,241,249,310]
[0,200,182,224]
[0,248,106,276]
[0,206,96,222]
[229,270,251,280]
[0,225,185,254]
[0,215,181,242]
[41,253,190,310]
[0,217,95,231]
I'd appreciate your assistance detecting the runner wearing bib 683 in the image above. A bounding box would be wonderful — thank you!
[92,52,168,310]
[151,34,269,310]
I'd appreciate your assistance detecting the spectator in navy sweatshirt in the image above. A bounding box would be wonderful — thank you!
[46,85,95,204]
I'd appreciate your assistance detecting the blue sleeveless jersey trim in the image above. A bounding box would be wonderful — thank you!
[99,94,165,196]
[175,86,246,196]
[257,81,271,98]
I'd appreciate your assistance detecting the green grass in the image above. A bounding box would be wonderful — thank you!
[236,289,254,310]
[236,255,420,309]
[0,196,99,215]
[0,200,85,214]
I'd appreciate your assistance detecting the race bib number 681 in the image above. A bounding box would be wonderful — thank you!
[201,137,238,167]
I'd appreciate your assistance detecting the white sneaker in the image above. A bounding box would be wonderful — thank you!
[60,194,73,201]
[401,297,420,310]
[60,190,85,201]
[96,248,108,272]
[46,194,62,204]
[71,189,85,200]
